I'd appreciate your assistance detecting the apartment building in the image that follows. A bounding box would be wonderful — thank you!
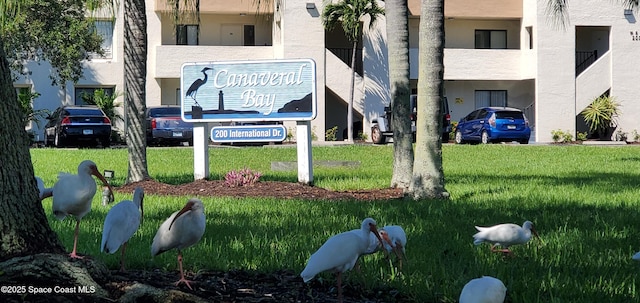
[14,0,640,143]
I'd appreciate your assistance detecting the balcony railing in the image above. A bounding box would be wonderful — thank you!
[576,50,597,75]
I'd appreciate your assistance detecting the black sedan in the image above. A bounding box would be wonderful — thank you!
[44,105,112,148]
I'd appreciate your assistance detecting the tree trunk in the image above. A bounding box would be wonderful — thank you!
[0,254,111,302]
[408,0,448,200]
[386,0,414,190]
[124,0,150,183]
[347,40,358,143]
[0,38,65,260]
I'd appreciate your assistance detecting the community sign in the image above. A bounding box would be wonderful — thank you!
[181,59,317,122]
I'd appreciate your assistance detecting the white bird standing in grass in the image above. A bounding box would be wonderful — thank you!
[52,160,114,259]
[473,221,540,255]
[358,225,406,271]
[379,225,407,270]
[101,187,144,271]
[301,217,385,303]
[36,176,53,201]
[151,198,206,290]
[459,276,507,303]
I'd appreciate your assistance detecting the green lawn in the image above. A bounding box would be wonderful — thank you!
[31,144,640,302]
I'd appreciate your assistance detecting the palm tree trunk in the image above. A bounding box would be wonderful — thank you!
[386,0,414,190]
[408,0,448,200]
[348,40,358,142]
[124,0,150,183]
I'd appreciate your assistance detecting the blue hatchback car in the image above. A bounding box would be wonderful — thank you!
[454,107,531,144]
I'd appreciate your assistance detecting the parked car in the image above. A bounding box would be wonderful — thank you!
[146,106,193,146]
[454,107,531,144]
[371,94,451,144]
[44,105,112,148]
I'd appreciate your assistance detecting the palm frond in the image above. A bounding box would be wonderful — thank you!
[545,0,570,30]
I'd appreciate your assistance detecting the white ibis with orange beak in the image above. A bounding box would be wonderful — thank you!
[101,187,144,271]
[459,276,507,303]
[151,198,206,290]
[379,225,407,270]
[301,217,385,303]
[52,160,114,259]
[36,176,53,201]
[473,221,540,255]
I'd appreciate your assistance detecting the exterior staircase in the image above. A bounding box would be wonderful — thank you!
[325,49,365,116]
[575,50,611,112]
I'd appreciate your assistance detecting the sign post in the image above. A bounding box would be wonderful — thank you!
[180,59,317,184]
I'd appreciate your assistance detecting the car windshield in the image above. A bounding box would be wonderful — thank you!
[495,111,524,120]
[65,108,104,116]
[150,107,181,117]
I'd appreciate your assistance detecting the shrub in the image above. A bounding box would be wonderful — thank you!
[286,127,294,142]
[580,95,620,139]
[224,168,262,187]
[449,121,458,142]
[633,130,640,142]
[615,129,628,142]
[551,129,573,143]
[325,126,338,141]
[576,132,588,141]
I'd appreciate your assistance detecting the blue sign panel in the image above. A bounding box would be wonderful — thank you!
[211,125,287,143]
[181,59,317,122]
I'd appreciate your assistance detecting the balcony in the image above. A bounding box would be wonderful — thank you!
[409,48,525,80]
[154,45,274,78]
[154,0,272,14]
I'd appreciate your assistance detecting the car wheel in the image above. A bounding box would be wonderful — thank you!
[54,133,65,148]
[101,137,111,148]
[454,130,464,144]
[481,131,490,144]
[44,133,51,147]
[371,125,385,144]
[442,132,450,143]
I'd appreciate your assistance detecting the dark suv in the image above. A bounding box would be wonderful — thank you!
[371,95,451,144]
[44,105,112,148]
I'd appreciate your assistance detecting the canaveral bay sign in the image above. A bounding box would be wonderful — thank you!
[181,59,317,122]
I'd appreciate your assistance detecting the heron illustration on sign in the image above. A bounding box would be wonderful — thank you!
[186,67,212,107]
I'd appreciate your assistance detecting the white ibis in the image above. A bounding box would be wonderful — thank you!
[379,225,407,270]
[35,176,53,200]
[52,160,114,259]
[300,217,385,303]
[151,198,206,290]
[101,187,144,271]
[459,276,507,303]
[473,221,540,255]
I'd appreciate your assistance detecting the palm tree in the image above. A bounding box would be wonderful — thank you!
[322,0,384,143]
[123,0,150,183]
[408,0,448,200]
[385,0,414,190]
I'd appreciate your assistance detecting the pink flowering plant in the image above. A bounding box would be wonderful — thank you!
[224,168,262,187]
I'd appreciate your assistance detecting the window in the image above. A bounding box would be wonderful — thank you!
[475,30,507,49]
[475,90,507,108]
[177,25,199,45]
[75,87,115,105]
[93,20,114,58]
[244,25,255,46]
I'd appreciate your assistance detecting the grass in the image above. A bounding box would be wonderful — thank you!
[31,144,640,302]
